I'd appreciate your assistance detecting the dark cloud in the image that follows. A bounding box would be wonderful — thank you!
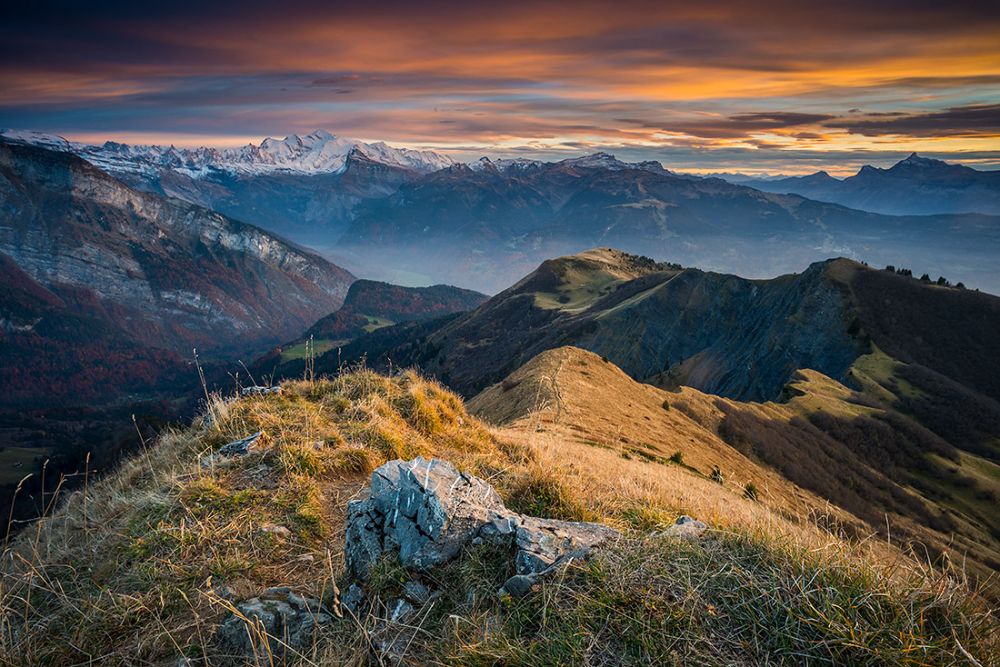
[830,104,1000,137]
[643,112,837,139]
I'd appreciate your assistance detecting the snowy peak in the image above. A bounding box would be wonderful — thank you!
[560,152,627,169]
[0,129,74,152]
[0,128,454,178]
[557,152,666,173]
[210,130,454,175]
[469,156,544,173]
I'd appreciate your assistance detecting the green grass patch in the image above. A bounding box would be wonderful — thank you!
[279,338,339,361]
[0,446,50,484]
[362,315,395,332]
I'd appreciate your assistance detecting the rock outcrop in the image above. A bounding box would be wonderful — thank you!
[219,457,619,660]
[216,587,332,661]
[345,457,618,585]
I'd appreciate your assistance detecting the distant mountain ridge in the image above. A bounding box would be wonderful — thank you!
[723,153,1000,216]
[4,129,999,293]
[0,128,454,177]
[251,279,487,372]
[329,248,1000,404]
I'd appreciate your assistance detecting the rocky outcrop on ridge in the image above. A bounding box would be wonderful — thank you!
[345,456,618,594]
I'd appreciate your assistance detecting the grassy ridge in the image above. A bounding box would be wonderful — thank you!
[0,371,995,665]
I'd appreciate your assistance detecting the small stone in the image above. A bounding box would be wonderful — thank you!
[242,385,282,396]
[260,524,292,539]
[660,515,708,539]
[215,585,237,601]
[218,431,263,457]
[402,580,431,605]
[216,588,331,660]
[341,583,365,616]
[389,598,415,623]
[500,574,537,598]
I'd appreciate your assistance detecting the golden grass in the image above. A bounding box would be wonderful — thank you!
[469,346,869,535]
[0,363,995,665]
[473,346,1000,595]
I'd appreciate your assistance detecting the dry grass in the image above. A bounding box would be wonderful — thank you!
[469,346,869,536]
[0,363,996,665]
[0,370,531,665]
[472,346,1000,593]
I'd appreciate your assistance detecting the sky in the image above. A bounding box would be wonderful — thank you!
[2,0,999,174]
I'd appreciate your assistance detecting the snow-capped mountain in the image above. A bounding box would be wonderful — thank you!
[469,156,546,173]
[0,128,454,177]
[470,152,668,174]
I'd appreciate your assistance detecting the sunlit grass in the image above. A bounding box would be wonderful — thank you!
[0,366,994,665]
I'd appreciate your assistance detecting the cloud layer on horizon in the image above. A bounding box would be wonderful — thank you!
[1,0,998,173]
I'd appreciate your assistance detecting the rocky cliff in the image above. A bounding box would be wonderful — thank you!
[0,140,354,354]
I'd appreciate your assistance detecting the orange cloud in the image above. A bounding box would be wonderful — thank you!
[1,0,998,171]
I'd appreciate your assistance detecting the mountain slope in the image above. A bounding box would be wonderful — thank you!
[336,249,1000,405]
[470,346,1000,587]
[736,154,1000,216]
[0,139,355,356]
[303,279,487,342]
[0,252,190,407]
[258,279,488,367]
[468,346,865,533]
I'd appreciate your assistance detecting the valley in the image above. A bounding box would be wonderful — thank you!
[5,130,999,295]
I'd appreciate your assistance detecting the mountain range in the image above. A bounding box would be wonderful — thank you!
[310,247,1000,582]
[321,248,1000,401]
[722,153,1000,216]
[4,130,999,294]
[0,129,454,177]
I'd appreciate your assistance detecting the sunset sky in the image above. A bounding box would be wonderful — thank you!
[2,0,999,174]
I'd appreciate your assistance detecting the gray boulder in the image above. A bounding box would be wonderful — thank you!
[345,457,618,586]
[347,457,509,577]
